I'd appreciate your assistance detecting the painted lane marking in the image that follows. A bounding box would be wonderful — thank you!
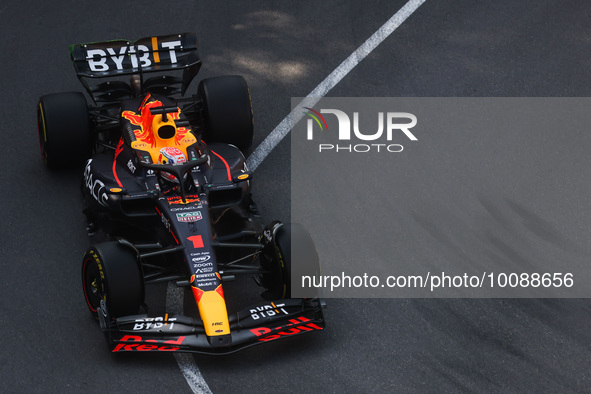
[171,1,426,392]
[175,353,213,394]
[246,0,426,171]
[167,282,213,394]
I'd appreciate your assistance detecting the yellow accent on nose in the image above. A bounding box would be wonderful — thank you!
[197,289,230,336]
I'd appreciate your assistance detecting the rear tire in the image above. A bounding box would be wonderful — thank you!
[82,242,144,318]
[198,76,254,152]
[37,92,92,168]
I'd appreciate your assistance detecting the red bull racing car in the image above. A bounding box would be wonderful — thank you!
[37,33,324,354]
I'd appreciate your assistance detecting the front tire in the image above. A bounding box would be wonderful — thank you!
[259,223,320,299]
[82,242,144,318]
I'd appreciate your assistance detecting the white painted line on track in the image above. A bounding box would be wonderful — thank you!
[171,1,426,392]
[175,353,213,394]
[246,0,426,171]
[166,283,213,394]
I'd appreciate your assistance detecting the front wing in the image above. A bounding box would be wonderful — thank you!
[106,298,325,355]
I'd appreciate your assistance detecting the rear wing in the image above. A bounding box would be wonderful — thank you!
[70,33,201,101]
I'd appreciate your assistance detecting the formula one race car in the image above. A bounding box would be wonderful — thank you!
[37,33,324,354]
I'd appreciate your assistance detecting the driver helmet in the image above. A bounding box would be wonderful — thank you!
[158,146,187,183]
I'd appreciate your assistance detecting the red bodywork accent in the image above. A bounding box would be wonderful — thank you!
[167,195,200,205]
[112,335,186,352]
[209,148,232,181]
[187,235,204,248]
[112,138,125,187]
[215,284,225,299]
[171,231,180,245]
[191,284,204,302]
[249,317,324,342]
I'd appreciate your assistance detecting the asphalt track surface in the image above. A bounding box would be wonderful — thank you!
[1,1,591,392]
